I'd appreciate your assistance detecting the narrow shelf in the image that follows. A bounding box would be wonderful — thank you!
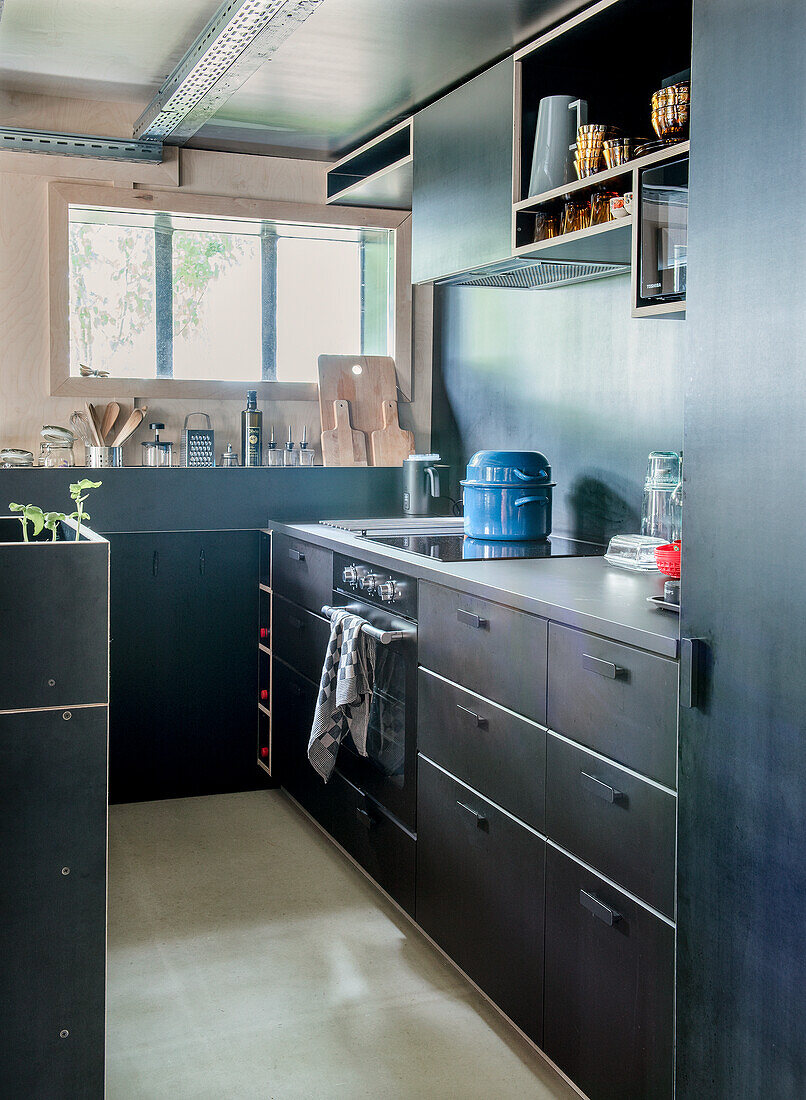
[632,299,687,319]
[515,141,689,211]
[258,643,271,655]
[259,582,271,594]
[514,218,632,265]
[327,119,412,210]
[257,758,272,777]
[258,701,270,718]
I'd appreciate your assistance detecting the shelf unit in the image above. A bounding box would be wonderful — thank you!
[510,0,692,313]
[327,119,412,210]
[258,530,272,777]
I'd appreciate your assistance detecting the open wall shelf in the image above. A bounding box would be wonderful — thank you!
[327,119,413,209]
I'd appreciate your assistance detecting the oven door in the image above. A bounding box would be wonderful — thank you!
[325,595,417,831]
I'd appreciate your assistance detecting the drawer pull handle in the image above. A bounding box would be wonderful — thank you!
[456,800,488,828]
[288,547,305,562]
[582,653,626,679]
[456,703,488,728]
[580,889,621,926]
[580,771,623,804]
[356,806,377,830]
[457,609,487,629]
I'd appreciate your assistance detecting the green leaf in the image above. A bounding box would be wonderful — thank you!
[8,502,23,512]
[25,506,45,536]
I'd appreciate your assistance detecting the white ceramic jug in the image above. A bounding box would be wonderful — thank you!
[528,96,587,196]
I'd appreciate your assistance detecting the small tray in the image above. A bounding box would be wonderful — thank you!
[647,594,680,614]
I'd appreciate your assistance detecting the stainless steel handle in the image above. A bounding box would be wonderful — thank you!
[456,800,487,827]
[580,889,621,926]
[457,609,487,629]
[288,547,305,561]
[456,703,488,728]
[680,637,706,709]
[424,465,441,498]
[582,653,625,679]
[581,770,622,803]
[320,606,416,646]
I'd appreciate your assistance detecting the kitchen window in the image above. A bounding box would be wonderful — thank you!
[48,183,412,400]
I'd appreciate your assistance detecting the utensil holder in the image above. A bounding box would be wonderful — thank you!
[86,445,123,468]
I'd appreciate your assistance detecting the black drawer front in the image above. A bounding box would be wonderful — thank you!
[418,669,546,831]
[544,845,675,1100]
[271,533,332,615]
[547,622,678,787]
[273,595,330,686]
[329,771,416,916]
[419,580,547,724]
[546,734,676,918]
[416,756,545,1043]
[272,660,332,831]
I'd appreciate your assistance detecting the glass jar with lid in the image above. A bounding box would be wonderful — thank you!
[38,440,75,468]
[1,448,34,468]
[141,423,173,467]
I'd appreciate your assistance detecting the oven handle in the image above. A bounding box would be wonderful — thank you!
[321,605,416,646]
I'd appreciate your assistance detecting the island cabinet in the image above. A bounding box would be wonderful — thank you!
[411,56,515,284]
[416,577,678,1100]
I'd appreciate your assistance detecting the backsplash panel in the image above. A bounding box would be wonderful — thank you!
[431,275,685,544]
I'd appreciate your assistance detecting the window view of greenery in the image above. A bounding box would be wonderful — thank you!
[68,206,394,383]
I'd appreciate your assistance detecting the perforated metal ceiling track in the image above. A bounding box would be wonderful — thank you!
[134,0,325,143]
[0,128,163,163]
[437,257,628,290]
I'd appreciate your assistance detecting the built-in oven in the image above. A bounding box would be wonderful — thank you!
[637,153,689,306]
[325,553,418,831]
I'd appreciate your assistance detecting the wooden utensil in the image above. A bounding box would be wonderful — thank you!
[321,400,368,467]
[100,401,120,442]
[111,407,145,448]
[85,402,104,447]
[370,399,415,466]
[318,355,399,444]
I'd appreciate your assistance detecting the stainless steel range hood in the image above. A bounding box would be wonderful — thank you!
[435,255,628,290]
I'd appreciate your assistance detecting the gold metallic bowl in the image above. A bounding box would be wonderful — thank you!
[602,139,632,168]
[574,158,603,179]
[652,102,690,138]
[577,124,608,140]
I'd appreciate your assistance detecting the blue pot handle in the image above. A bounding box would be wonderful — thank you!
[513,468,548,481]
[514,495,549,507]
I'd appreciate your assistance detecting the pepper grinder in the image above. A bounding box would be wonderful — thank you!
[283,425,298,467]
[265,425,283,467]
[298,424,314,466]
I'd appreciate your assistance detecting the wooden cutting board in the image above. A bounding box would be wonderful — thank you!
[370,399,415,466]
[318,354,398,439]
[321,400,368,467]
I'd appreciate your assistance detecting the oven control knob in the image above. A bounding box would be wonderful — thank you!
[342,565,359,584]
[377,581,397,603]
[359,573,380,593]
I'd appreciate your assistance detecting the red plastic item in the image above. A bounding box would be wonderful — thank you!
[260,627,269,639]
[260,689,268,701]
[655,540,681,578]
[260,746,269,758]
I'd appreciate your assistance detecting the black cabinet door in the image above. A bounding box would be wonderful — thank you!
[0,706,107,1098]
[543,845,675,1100]
[272,659,332,831]
[108,530,260,802]
[412,58,514,283]
[416,755,545,1043]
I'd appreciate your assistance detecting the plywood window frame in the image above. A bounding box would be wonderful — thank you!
[48,181,412,401]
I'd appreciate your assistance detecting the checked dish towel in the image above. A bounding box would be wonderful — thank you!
[308,609,377,782]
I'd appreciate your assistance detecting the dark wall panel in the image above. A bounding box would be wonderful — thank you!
[432,275,684,544]
[677,0,806,1096]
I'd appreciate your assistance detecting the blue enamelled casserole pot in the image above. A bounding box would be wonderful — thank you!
[461,450,555,541]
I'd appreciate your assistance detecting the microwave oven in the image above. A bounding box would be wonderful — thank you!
[637,154,689,306]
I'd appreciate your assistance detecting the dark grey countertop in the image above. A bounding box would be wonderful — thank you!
[268,520,680,659]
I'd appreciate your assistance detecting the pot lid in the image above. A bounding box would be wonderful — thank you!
[465,450,552,484]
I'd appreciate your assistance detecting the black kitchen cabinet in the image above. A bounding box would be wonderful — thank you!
[412,57,514,283]
[108,529,260,803]
[543,845,675,1100]
[416,755,545,1043]
[0,705,107,1098]
[272,659,332,830]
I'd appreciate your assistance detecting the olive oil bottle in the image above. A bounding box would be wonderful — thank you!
[241,390,263,467]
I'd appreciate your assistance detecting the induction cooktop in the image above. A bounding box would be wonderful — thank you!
[362,532,605,563]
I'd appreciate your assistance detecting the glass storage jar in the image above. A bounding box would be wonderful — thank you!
[38,440,75,468]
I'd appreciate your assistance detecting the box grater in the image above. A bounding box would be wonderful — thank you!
[180,413,215,467]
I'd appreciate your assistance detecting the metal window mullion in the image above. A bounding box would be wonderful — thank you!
[261,226,278,381]
[154,217,173,378]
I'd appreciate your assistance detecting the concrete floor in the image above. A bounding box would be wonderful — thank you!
[107,790,579,1100]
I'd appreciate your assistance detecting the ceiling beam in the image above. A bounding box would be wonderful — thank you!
[133,0,325,144]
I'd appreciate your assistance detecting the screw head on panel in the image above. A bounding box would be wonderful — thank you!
[48,679,56,687]
[61,867,70,876]
[63,711,72,721]
[59,1029,69,1039]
